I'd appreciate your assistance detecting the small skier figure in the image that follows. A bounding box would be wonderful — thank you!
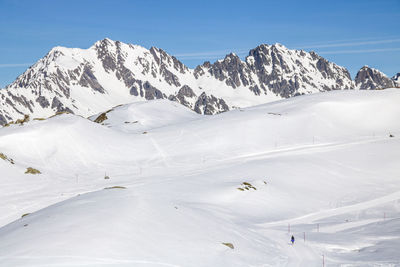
[291,235,295,245]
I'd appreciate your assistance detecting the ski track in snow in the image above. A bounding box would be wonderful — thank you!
[261,189,400,228]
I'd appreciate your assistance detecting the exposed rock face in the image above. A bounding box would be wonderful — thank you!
[36,96,50,108]
[51,97,74,114]
[194,92,229,115]
[355,66,395,90]
[169,85,197,109]
[0,38,393,125]
[0,114,7,125]
[244,45,353,97]
[79,65,105,93]
[143,81,166,100]
[150,47,183,87]
[392,73,400,87]
[207,53,254,89]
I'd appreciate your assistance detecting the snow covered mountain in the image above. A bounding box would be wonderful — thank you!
[354,66,395,90]
[0,38,396,125]
[0,89,399,266]
[0,38,353,125]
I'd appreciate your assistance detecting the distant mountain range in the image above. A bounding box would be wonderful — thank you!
[0,38,398,125]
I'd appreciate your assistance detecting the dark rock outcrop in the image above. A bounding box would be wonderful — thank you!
[194,92,229,115]
[355,66,395,90]
[392,73,400,87]
[51,97,74,114]
[36,96,50,108]
[169,85,197,109]
[79,65,105,93]
[207,53,253,89]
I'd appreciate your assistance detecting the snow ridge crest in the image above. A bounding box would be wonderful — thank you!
[0,38,396,125]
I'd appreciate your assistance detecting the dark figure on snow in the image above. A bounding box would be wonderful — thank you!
[291,235,295,244]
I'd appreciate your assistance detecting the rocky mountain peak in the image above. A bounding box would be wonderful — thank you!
[0,39,397,125]
[92,38,115,50]
[222,52,241,62]
[355,66,394,90]
[392,73,400,87]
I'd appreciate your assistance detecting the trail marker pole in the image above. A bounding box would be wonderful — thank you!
[317,223,319,233]
[322,254,325,267]
[288,223,290,233]
[384,212,386,221]
[303,232,305,243]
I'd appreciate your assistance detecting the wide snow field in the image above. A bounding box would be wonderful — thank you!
[0,89,399,266]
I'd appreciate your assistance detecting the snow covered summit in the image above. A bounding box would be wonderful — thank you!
[2,38,393,126]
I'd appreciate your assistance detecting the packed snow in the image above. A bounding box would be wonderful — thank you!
[0,89,399,266]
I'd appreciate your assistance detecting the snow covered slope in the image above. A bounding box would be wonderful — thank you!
[0,89,399,266]
[0,38,358,125]
[88,99,200,134]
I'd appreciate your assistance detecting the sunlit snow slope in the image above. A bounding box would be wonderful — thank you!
[88,99,201,134]
[0,89,399,266]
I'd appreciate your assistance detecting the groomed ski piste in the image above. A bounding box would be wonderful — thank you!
[0,89,399,266]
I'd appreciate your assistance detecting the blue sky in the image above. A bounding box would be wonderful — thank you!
[0,0,399,87]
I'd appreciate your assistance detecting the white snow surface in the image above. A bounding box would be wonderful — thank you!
[0,89,400,266]
[88,100,200,134]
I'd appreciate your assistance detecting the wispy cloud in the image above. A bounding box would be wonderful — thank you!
[0,63,33,68]
[174,37,400,60]
[318,47,400,55]
[299,38,400,49]
[175,50,248,60]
